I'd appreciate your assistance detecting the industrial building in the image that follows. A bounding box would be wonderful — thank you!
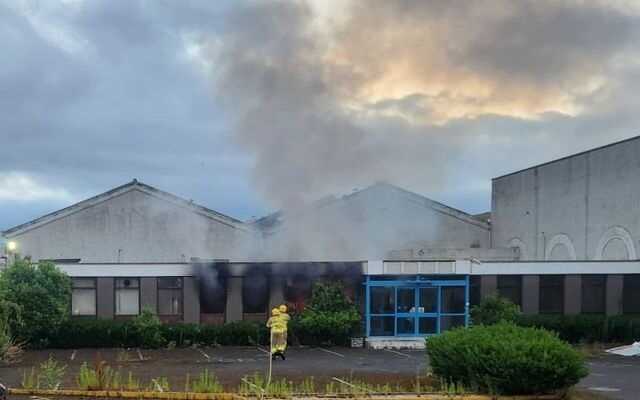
[2,135,640,344]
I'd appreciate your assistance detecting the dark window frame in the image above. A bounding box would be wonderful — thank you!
[539,275,565,314]
[157,277,184,317]
[497,275,523,307]
[71,277,97,317]
[623,275,640,314]
[114,277,141,317]
[581,275,606,314]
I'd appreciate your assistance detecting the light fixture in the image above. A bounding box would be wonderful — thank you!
[6,241,17,252]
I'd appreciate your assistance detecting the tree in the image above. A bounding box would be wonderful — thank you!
[470,295,521,326]
[0,259,72,345]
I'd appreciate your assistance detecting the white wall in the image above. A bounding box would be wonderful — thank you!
[8,189,252,263]
[492,137,640,260]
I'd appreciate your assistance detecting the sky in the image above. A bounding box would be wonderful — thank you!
[1,0,640,231]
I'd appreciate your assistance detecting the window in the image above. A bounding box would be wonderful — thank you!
[243,271,269,314]
[623,275,640,314]
[441,287,465,314]
[115,278,140,316]
[497,275,522,307]
[582,275,606,314]
[158,277,183,316]
[539,275,564,314]
[469,276,481,307]
[72,278,96,316]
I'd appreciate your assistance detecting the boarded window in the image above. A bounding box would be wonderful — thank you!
[469,276,481,307]
[115,278,140,316]
[497,275,522,307]
[623,275,640,314]
[581,275,606,314]
[539,275,564,314]
[72,278,96,316]
[158,277,183,316]
[243,271,269,314]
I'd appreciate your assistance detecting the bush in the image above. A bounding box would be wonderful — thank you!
[471,295,520,325]
[293,282,361,346]
[131,309,166,349]
[427,322,588,395]
[0,260,72,346]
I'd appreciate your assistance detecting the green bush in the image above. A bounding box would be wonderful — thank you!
[427,322,588,395]
[0,260,72,346]
[293,282,361,346]
[160,323,200,347]
[516,314,607,343]
[131,309,166,349]
[471,295,520,325]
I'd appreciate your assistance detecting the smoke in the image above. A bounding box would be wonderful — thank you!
[209,0,639,211]
[204,0,640,260]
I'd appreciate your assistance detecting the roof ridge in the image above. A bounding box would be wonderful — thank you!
[2,180,243,236]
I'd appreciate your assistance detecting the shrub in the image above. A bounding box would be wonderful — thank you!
[470,295,520,325]
[426,322,588,395]
[0,260,72,345]
[131,309,165,349]
[160,323,200,347]
[293,282,361,346]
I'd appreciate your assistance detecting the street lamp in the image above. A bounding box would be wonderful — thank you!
[7,241,17,253]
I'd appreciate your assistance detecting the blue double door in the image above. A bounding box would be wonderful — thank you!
[368,281,467,337]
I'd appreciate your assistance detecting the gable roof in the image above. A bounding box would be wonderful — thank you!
[2,179,246,237]
[253,182,490,232]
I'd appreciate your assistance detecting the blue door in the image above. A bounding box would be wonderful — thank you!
[366,276,469,337]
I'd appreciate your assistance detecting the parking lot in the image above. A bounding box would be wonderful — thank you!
[0,346,428,391]
[2,346,638,399]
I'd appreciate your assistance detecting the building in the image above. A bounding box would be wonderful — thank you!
[492,135,640,261]
[2,135,640,345]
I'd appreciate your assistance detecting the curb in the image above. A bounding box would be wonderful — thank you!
[8,389,561,400]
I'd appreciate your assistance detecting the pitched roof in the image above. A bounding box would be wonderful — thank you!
[2,179,245,237]
[252,182,490,232]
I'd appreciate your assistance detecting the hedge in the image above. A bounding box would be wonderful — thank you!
[516,314,640,343]
[427,322,588,395]
[40,319,269,349]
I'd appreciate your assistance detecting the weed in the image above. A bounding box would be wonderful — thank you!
[149,377,171,392]
[38,355,67,390]
[21,367,39,389]
[125,371,141,391]
[188,369,223,393]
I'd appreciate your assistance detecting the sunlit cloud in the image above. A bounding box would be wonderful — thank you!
[0,172,74,202]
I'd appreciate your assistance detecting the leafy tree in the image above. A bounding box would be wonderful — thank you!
[470,295,521,326]
[293,282,361,346]
[0,259,72,345]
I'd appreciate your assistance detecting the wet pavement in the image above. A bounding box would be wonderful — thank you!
[578,354,640,400]
[1,347,637,399]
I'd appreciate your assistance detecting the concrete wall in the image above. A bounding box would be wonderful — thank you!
[8,189,249,263]
[492,137,640,260]
[263,183,491,261]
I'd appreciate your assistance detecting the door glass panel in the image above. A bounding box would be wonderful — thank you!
[370,316,394,336]
[419,317,437,334]
[440,315,466,332]
[397,288,415,313]
[371,287,394,314]
[397,317,415,335]
[441,287,465,313]
[419,287,437,313]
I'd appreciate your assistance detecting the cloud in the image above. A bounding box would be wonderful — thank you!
[0,172,73,202]
[207,0,640,211]
[1,0,640,234]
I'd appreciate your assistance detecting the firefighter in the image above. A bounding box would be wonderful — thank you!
[266,308,286,360]
[278,304,290,345]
